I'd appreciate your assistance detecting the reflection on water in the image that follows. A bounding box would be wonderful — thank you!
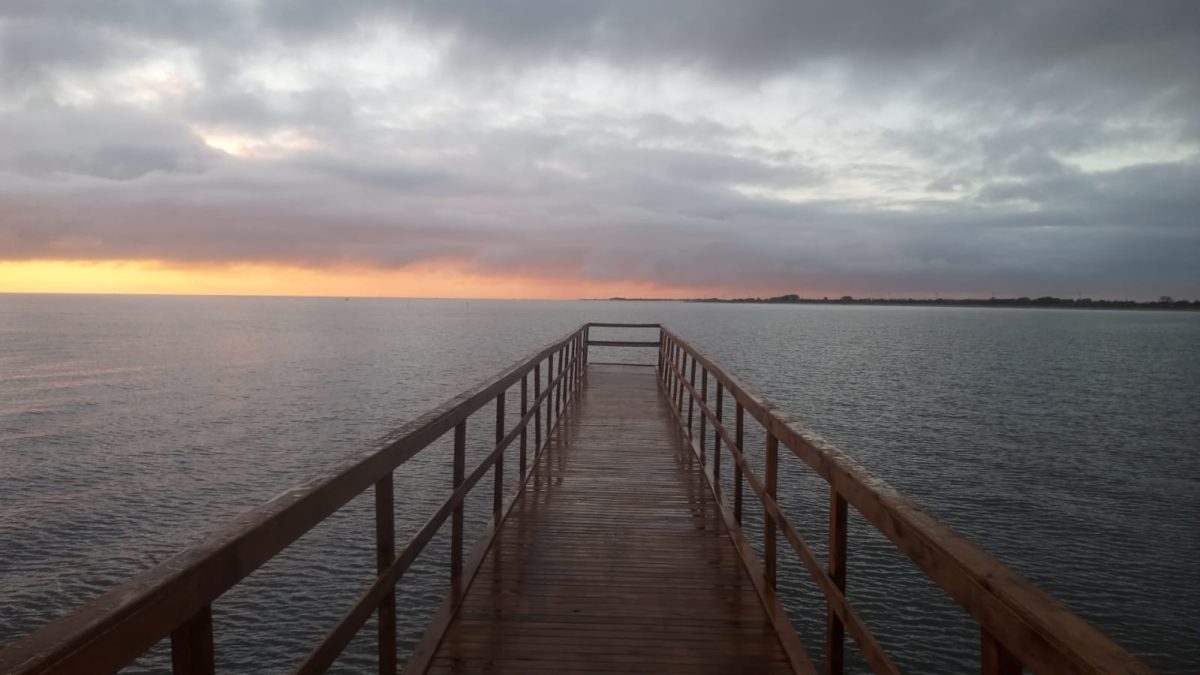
[1,295,1197,672]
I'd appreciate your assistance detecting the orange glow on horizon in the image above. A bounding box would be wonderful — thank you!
[0,259,763,300]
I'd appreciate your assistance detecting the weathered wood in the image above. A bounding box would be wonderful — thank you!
[826,490,847,675]
[586,322,663,328]
[170,606,214,675]
[376,474,397,675]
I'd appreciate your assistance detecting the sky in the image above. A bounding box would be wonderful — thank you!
[1,1,1198,300]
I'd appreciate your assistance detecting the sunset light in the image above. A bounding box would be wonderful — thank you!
[0,260,760,300]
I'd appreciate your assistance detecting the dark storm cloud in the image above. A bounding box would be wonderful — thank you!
[0,1,1197,297]
[404,1,1200,102]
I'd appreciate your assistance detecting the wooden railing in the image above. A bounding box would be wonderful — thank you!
[657,328,1155,675]
[2,321,1157,675]
[0,325,592,675]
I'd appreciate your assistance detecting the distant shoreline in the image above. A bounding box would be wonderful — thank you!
[594,295,1200,310]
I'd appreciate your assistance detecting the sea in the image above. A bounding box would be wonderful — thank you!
[1,294,1197,673]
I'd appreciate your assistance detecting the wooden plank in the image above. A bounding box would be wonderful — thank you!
[424,365,808,674]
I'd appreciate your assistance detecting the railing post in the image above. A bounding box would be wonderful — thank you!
[493,392,505,516]
[375,474,396,675]
[534,363,543,452]
[171,606,214,675]
[520,374,529,480]
[676,352,686,416]
[574,333,583,399]
[451,421,466,584]
[554,346,563,421]
[667,341,676,393]
[563,339,572,406]
[982,629,1021,675]
[546,351,555,440]
[734,402,744,524]
[765,432,779,589]
[569,335,576,401]
[657,330,665,378]
[687,357,697,439]
[826,489,847,675]
[699,369,708,463]
[713,383,723,486]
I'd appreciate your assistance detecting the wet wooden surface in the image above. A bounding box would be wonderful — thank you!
[425,364,795,674]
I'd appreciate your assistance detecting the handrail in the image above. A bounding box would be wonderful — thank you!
[658,327,1155,675]
[5,320,1153,674]
[0,325,591,675]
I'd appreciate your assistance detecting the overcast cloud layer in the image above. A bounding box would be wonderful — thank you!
[1,1,1198,297]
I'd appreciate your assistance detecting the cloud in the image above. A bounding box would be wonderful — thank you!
[0,1,1198,298]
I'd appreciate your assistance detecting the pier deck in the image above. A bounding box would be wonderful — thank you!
[421,365,794,674]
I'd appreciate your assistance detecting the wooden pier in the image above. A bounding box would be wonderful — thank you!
[416,364,797,674]
[0,323,1155,674]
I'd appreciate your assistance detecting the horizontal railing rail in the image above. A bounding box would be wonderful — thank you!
[0,325,592,675]
[658,327,1154,675]
[583,322,661,367]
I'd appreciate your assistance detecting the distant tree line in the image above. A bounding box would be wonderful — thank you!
[607,294,1200,309]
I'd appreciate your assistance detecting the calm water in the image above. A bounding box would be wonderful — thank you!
[1,295,1197,673]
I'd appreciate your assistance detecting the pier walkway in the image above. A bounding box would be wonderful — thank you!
[0,322,1154,675]
[418,364,796,674]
